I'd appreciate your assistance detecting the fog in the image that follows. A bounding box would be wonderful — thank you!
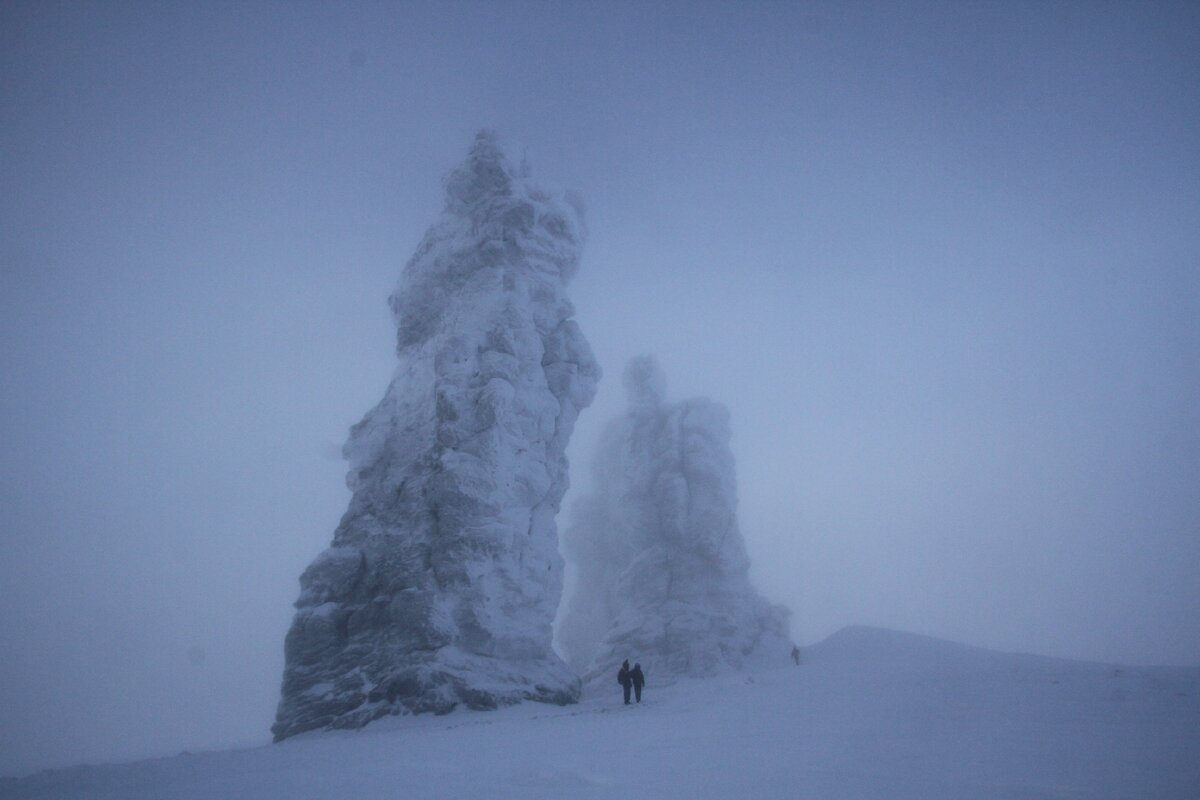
[2,0,1197,778]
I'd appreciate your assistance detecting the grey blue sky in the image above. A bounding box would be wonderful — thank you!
[2,0,1198,777]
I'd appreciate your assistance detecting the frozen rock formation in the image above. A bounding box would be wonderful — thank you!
[273,131,599,741]
[557,356,790,681]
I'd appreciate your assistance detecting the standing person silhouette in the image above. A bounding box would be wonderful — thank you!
[617,660,632,704]
[630,663,645,703]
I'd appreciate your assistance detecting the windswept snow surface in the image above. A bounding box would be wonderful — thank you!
[272,131,599,741]
[8,627,1198,799]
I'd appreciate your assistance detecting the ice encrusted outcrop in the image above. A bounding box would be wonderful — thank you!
[273,131,599,741]
[557,356,790,681]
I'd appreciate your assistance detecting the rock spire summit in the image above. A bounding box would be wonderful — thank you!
[273,132,599,741]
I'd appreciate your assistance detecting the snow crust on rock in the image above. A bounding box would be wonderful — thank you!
[272,131,599,741]
[557,356,791,681]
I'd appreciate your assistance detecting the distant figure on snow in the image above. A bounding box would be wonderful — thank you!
[618,660,633,704]
[791,645,801,665]
[631,663,645,703]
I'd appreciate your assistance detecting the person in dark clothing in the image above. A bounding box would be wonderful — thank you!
[791,645,801,666]
[617,660,632,704]
[630,663,645,703]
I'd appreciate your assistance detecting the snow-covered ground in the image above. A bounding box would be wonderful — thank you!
[5,626,1197,799]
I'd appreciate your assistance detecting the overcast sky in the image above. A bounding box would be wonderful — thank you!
[2,0,1198,778]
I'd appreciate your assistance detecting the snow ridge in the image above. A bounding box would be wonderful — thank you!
[272,131,599,741]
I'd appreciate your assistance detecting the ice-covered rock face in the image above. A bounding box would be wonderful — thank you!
[273,131,599,742]
[557,357,790,682]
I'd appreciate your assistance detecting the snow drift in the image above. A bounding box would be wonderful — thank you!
[9,627,1198,799]
[557,356,791,681]
[272,131,599,741]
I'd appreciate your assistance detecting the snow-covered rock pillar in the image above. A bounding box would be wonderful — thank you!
[273,131,599,741]
[557,356,790,682]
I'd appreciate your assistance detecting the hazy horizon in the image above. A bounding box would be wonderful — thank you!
[2,0,1198,777]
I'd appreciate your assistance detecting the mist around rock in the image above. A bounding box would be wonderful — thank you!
[273,133,790,744]
[557,356,791,681]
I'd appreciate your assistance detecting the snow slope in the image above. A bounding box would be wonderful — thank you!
[5,627,1197,799]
